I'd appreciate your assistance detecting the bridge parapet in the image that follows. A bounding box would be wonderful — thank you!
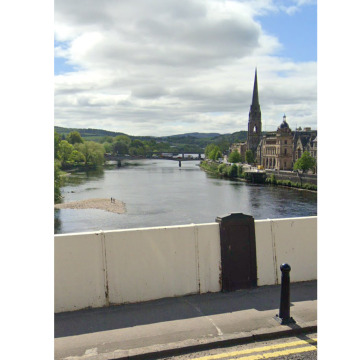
[55,216,317,313]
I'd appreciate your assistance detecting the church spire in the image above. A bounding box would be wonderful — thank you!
[251,68,260,107]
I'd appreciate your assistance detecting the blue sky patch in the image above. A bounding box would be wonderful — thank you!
[257,4,317,62]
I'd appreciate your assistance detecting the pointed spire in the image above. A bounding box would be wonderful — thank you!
[251,68,259,107]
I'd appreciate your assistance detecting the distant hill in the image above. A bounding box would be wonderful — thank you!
[165,132,223,139]
[55,126,126,139]
[54,126,249,151]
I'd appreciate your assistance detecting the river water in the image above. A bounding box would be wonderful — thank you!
[54,159,317,234]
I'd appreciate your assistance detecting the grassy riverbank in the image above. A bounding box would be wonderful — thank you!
[200,161,317,191]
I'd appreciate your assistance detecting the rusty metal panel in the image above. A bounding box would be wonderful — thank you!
[216,213,257,291]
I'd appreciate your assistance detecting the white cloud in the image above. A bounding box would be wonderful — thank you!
[54,0,317,136]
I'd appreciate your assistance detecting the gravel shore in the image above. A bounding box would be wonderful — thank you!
[54,198,126,214]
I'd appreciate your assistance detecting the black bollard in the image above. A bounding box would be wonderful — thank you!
[275,263,295,325]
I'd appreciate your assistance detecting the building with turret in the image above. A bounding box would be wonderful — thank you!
[229,68,317,171]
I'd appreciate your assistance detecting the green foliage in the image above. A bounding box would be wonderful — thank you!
[76,141,105,167]
[228,164,238,178]
[68,150,86,165]
[293,151,316,172]
[205,144,217,158]
[245,150,254,164]
[54,131,62,160]
[58,140,74,167]
[237,165,243,177]
[66,131,84,145]
[100,136,113,144]
[54,161,62,203]
[228,150,241,163]
[102,142,113,153]
[115,135,131,147]
[218,163,227,175]
[205,144,222,161]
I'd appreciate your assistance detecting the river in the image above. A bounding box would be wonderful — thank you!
[54,159,317,234]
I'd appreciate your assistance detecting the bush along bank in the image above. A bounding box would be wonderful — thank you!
[200,161,246,180]
[265,174,317,191]
[200,161,317,191]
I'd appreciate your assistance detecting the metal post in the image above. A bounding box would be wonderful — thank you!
[275,263,295,324]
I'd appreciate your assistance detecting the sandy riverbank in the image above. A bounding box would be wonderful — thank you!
[54,198,126,214]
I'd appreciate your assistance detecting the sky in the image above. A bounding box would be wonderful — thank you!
[54,0,317,136]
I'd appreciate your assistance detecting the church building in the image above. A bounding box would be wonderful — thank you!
[229,69,317,171]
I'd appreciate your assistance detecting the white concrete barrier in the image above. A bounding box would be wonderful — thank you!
[54,216,316,313]
[54,232,107,313]
[55,223,221,313]
[255,217,317,286]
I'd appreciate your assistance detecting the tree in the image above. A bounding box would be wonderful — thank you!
[293,151,316,172]
[66,131,84,145]
[54,131,62,160]
[114,135,131,147]
[100,136,113,144]
[228,150,241,163]
[68,150,86,165]
[228,164,238,178]
[205,144,217,158]
[205,144,222,160]
[245,150,254,164]
[76,141,105,167]
[54,160,62,203]
[58,140,74,166]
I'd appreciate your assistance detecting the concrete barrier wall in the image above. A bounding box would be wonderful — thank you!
[255,217,317,286]
[55,223,221,313]
[54,216,317,313]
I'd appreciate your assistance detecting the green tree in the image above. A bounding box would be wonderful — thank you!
[293,151,316,172]
[66,131,84,145]
[54,160,62,203]
[209,146,222,161]
[205,144,222,160]
[228,150,241,163]
[205,143,217,158]
[54,131,62,160]
[68,150,86,165]
[114,135,131,147]
[113,140,129,155]
[100,136,113,144]
[245,150,254,164]
[58,140,74,166]
[76,141,105,167]
[102,141,113,153]
[228,164,238,178]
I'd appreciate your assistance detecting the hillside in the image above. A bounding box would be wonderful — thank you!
[54,126,249,152]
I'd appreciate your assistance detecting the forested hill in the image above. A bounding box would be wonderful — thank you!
[54,126,248,151]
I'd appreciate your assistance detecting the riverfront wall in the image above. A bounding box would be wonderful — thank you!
[265,170,317,186]
[55,216,317,313]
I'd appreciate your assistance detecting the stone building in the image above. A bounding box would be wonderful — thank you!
[229,68,317,171]
[293,130,317,163]
[257,115,294,170]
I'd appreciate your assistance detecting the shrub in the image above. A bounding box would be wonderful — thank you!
[218,164,227,175]
[228,164,238,178]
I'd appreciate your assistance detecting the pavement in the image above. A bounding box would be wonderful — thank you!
[54,280,317,360]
